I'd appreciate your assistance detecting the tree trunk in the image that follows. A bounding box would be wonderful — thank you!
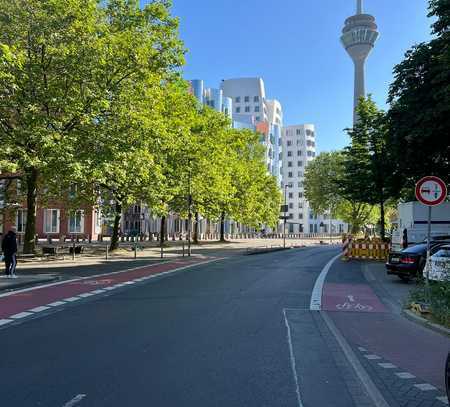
[379,199,386,241]
[23,168,39,254]
[193,212,199,244]
[220,211,226,242]
[159,215,166,247]
[109,201,122,251]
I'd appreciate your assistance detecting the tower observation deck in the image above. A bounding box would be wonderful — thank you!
[341,0,379,124]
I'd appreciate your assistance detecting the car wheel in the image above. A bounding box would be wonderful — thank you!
[446,352,450,403]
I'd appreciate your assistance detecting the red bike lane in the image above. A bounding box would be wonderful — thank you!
[0,257,219,324]
[321,259,449,397]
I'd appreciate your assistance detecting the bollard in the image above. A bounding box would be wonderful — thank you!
[182,241,185,257]
[160,245,164,259]
[72,241,76,261]
[134,241,137,259]
[106,244,109,261]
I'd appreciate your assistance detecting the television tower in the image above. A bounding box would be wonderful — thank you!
[341,0,379,123]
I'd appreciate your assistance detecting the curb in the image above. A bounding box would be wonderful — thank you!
[245,247,303,255]
[402,309,450,338]
[0,275,61,293]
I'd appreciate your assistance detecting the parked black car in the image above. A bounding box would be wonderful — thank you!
[386,242,448,282]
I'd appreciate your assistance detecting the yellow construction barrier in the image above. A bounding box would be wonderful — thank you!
[346,240,390,261]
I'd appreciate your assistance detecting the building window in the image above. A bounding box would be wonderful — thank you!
[298,161,303,167]
[254,106,260,112]
[314,224,318,233]
[256,116,260,121]
[289,213,294,219]
[288,182,293,188]
[297,150,302,156]
[296,129,301,135]
[276,108,281,115]
[288,172,293,178]
[298,192,303,198]
[288,161,293,167]
[236,107,240,113]
[43,209,60,234]
[245,106,250,113]
[298,171,303,177]
[16,209,27,233]
[287,140,292,146]
[287,151,293,157]
[298,202,303,209]
[288,192,293,199]
[254,96,259,102]
[309,224,314,233]
[69,210,85,234]
[235,97,241,103]
[298,181,304,188]
[244,96,250,103]
[298,213,303,219]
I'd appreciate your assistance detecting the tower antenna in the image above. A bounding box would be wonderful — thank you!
[357,0,363,14]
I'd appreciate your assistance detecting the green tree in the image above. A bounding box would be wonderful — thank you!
[387,0,450,190]
[341,97,391,239]
[304,150,378,235]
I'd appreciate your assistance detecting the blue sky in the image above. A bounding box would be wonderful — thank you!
[146,0,433,153]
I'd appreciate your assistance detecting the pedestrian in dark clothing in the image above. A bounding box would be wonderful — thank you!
[1,229,18,278]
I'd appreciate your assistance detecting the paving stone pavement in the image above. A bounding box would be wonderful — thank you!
[354,346,448,406]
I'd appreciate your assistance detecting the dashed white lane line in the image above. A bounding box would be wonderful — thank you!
[48,301,66,307]
[123,281,135,285]
[64,297,81,302]
[29,306,51,313]
[414,383,437,391]
[62,394,87,407]
[0,319,12,326]
[78,293,95,298]
[378,363,397,369]
[358,347,368,352]
[364,354,381,360]
[10,311,34,319]
[103,287,116,291]
[91,289,106,294]
[395,372,416,379]
[436,396,449,405]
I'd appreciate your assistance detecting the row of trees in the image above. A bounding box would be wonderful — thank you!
[0,0,281,253]
[305,0,449,237]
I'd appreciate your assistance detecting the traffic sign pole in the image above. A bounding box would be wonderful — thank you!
[426,206,431,290]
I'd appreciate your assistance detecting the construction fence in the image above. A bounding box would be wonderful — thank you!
[342,236,390,261]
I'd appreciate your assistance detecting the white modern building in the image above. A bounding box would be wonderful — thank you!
[281,125,347,234]
[221,78,282,185]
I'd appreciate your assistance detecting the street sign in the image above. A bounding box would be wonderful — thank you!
[415,176,447,206]
[280,204,288,213]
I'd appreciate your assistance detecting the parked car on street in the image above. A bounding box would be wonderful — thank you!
[386,242,448,282]
[430,245,450,282]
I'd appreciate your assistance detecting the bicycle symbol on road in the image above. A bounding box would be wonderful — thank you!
[336,302,373,312]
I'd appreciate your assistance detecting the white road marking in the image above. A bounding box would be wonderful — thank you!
[103,286,116,291]
[10,311,34,319]
[310,253,342,310]
[282,309,305,407]
[62,394,86,407]
[347,295,355,302]
[358,347,368,352]
[29,306,51,313]
[364,354,382,360]
[91,289,106,294]
[378,363,397,369]
[77,293,95,298]
[320,312,390,407]
[395,372,415,379]
[48,301,66,307]
[64,297,81,302]
[0,319,12,326]
[436,396,449,405]
[123,281,135,285]
[414,383,437,391]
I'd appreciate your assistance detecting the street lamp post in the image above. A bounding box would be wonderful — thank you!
[329,207,332,245]
[283,184,289,249]
[187,162,192,257]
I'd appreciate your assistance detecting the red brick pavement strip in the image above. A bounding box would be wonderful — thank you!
[328,306,449,392]
[0,257,219,321]
[322,282,387,313]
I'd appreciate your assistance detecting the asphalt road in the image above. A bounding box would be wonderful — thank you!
[0,246,448,407]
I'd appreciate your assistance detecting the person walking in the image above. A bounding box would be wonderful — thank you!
[1,229,18,278]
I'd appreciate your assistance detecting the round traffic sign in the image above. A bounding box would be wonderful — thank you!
[415,176,448,206]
